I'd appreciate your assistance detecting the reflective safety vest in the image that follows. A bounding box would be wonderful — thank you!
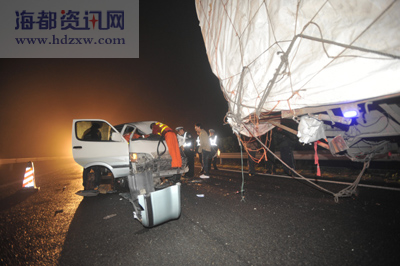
[183,132,193,148]
[153,122,172,136]
[177,132,186,147]
[210,135,218,146]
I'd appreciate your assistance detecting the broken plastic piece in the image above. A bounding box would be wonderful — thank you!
[138,183,181,227]
[103,214,117,220]
[297,116,326,144]
[75,190,99,197]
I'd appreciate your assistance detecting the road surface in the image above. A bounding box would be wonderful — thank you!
[1,158,399,265]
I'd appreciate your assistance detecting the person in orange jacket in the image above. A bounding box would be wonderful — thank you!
[150,122,182,168]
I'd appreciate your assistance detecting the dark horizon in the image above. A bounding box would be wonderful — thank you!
[0,1,233,159]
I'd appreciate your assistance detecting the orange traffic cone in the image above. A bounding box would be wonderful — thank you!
[22,161,39,190]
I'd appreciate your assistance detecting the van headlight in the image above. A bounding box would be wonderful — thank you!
[130,153,153,164]
[130,153,138,162]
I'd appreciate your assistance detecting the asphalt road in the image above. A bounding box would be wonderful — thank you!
[1,158,400,265]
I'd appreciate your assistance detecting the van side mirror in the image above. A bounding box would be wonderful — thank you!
[111,132,122,141]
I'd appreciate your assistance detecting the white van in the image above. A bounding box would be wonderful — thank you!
[72,119,188,227]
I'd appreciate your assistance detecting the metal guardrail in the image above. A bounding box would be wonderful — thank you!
[218,151,399,162]
[0,156,71,165]
[2,151,398,166]
[219,150,346,161]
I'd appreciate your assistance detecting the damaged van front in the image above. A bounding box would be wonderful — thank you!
[72,119,187,227]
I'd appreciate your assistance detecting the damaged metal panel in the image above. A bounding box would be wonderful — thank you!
[138,183,181,227]
[329,135,349,154]
[127,169,155,201]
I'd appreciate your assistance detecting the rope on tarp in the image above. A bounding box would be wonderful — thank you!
[299,34,400,60]
[233,67,250,124]
[255,36,295,118]
[218,1,390,202]
[333,157,372,203]
[239,122,373,203]
[254,0,399,118]
[239,137,246,202]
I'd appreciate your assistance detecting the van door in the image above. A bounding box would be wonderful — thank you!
[72,119,129,178]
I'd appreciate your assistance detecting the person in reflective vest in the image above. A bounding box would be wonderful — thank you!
[151,122,182,168]
[209,129,219,170]
[176,126,195,178]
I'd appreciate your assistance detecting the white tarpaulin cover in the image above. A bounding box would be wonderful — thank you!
[195,0,400,135]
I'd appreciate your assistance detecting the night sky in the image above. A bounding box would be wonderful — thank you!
[0,1,232,158]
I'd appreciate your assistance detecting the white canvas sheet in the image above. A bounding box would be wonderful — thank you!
[195,0,400,135]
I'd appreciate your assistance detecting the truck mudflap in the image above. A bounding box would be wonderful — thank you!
[136,183,181,227]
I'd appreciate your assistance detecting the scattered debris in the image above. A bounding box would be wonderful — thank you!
[103,214,117,220]
[98,184,114,194]
[119,192,130,201]
[75,190,99,197]
[54,209,63,216]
